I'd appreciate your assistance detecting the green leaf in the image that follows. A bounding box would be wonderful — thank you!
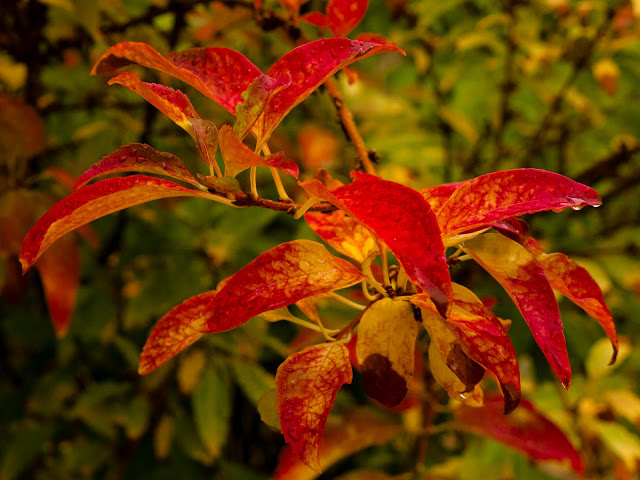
[231,357,274,406]
[0,423,56,480]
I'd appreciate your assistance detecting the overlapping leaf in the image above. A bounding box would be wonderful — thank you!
[300,0,369,37]
[437,169,602,236]
[275,342,352,472]
[218,125,299,178]
[20,176,225,272]
[355,298,419,407]
[91,42,261,114]
[461,233,571,387]
[74,144,201,190]
[456,395,584,474]
[139,291,217,375]
[194,240,366,333]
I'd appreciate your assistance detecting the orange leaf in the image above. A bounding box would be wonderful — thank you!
[138,291,217,375]
[195,240,366,333]
[276,342,352,472]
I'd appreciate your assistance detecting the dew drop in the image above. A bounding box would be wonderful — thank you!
[571,205,584,211]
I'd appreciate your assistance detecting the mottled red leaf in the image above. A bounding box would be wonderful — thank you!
[456,394,584,474]
[304,210,376,263]
[139,291,217,375]
[461,233,571,387]
[74,144,201,190]
[326,0,369,36]
[299,11,330,28]
[194,240,366,333]
[20,176,225,272]
[538,252,618,363]
[275,342,352,472]
[252,38,404,145]
[190,118,220,172]
[91,42,261,114]
[218,125,299,178]
[419,183,460,213]
[437,169,602,236]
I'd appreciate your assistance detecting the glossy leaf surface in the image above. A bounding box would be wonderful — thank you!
[355,298,419,407]
[195,240,366,333]
[461,233,571,387]
[20,176,222,272]
[456,395,584,474]
[276,342,352,472]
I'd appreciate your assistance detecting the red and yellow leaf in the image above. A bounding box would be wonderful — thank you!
[437,169,602,236]
[419,183,460,213]
[138,291,217,375]
[355,298,419,407]
[91,42,261,114]
[194,240,366,333]
[538,252,618,363]
[218,125,299,178]
[20,175,224,272]
[252,38,404,145]
[74,144,201,190]
[275,342,353,472]
[304,210,376,263]
[456,394,584,474]
[461,233,571,387]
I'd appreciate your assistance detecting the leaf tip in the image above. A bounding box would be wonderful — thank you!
[501,383,521,415]
[608,340,619,365]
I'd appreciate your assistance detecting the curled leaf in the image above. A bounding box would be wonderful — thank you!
[276,342,352,472]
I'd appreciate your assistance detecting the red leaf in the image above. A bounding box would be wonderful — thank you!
[252,38,404,145]
[456,394,584,474]
[326,172,452,317]
[218,125,299,178]
[326,0,369,36]
[195,240,366,333]
[20,176,224,273]
[461,233,571,387]
[74,144,201,190]
[304,210,376,263]
[299,12,330,28]
[91,42,261,114]
[538,252,618,363]
[138,291,217,375]
[276,342,352,472]
[437,169,602,236]
[420,183,460,213]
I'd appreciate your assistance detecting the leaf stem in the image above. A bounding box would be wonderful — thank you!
[379,243,391,288]
[361,251,388,297]
[283,315,340,336]
[327,292,366,311]
[292,197,322,219]
[361,281,380,302]
[249,166,258,198]
[261,144,291,201]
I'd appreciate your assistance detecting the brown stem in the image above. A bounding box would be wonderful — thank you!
[230,192,336,214]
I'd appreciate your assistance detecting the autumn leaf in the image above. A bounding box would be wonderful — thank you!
[456,394,584,474]
[91,42,261,114]
[138,291,217,375]
[538,252,618,363]
[461,233,571,388]
[300,0,369,37]
[218,125,299,178]
[194,240,366,333]
[73,144,202,190]
[355,298,419,407]
[20,175,227,272]
[276,342,352,472]
[437,169,602,236]
[419,183,461,213]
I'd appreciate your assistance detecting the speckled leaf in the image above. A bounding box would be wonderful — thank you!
[355,298,419,407]
[419,183,460,213]
[20,176,224,272]
[437,169,602,236]
[252,38,404,145]
[138,291,217,375]
[218,125,298,178]
[91,42,261,114]
[304,210,376,263]
[461,233,571,388]
[74,144,201,190]
[191,118,219,172]
[276,342,352,472]
[538,252,618,363]
[195,240,366,333]
[456,394,584,474]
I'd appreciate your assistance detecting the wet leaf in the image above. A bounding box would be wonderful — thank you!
[138,291,217,375]
[456,395,584,474]
[20,176,224,272]
[73,144,201,190]
[195,240,366,333]
[437,169,602,236]
[537,252,618,363]
[275,342,352,472]
[218,125,299,178]
[191,118,220,172]
[355,298,419,407]
[461,233,571,388]
[91,42,261,114]
[419,183,460,213]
